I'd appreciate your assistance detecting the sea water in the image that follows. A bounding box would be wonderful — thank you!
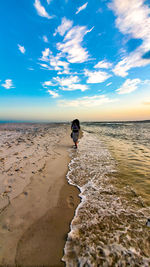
[63,122,150,266]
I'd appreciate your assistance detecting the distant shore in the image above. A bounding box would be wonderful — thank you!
[0,123,80,266]
[0,119,149,124]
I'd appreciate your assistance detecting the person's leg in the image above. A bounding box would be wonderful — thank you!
[75,141,77,148]
[73,132,79,148]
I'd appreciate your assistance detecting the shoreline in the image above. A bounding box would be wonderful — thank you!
[0,124,80,266]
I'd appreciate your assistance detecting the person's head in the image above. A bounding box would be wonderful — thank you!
[72,119,80,129]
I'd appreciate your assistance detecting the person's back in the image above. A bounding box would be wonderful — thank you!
[72,123,79,133]
[71,119,80,148]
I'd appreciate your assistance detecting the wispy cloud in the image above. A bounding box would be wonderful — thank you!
[34,0,52,19]
[53,17,92,64]
[39,48,51,61]
[85,26,94,34]
[47,0,51,4]
[113,49,150,77]
[43,35,48,43]
[108,0,150,43]
[59,95,117,107]
[94,60,112,69]
[143,79,150,85]
[42,81,55,87]
[76,2,88,15]
[18,44,25,54]
[116,78,141,94]
[42,76,88,92]
[39,63,52,70]
[39,48,69,72]
[50,57,69,72]
[1,79,14,89]
[109,0,150,76]
[106,82,112,86]
[57,25,89,63]
[84,69,111,83]
[57,70,70,75]
[53,76,88,91]
[61,84,88,92]
[47,90,59,98]
[54,76,79,86]
[54,17,73,36]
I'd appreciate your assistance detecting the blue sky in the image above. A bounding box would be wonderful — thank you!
[0,0,150,121]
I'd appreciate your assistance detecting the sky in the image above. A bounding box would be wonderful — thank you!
[0,0,150,122]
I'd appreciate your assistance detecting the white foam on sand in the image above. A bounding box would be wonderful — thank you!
[63,131,150,266]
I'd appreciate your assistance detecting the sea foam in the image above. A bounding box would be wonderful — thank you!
[63,130,150,266]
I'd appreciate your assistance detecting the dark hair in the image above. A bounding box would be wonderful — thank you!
[71,119,80,129]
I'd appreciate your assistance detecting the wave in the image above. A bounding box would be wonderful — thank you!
[63,131,150,266]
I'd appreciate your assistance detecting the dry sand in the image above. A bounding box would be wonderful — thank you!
[0,123,80,266]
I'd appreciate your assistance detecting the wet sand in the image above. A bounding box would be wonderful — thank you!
[0,123,80,266]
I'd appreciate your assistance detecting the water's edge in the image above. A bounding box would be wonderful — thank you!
[63,130,150,266]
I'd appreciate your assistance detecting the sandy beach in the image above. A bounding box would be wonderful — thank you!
[0,123,80,266]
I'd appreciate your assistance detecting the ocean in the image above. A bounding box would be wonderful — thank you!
[63,121,150,266]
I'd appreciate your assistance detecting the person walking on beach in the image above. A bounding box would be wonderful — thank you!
[71,119,80,148]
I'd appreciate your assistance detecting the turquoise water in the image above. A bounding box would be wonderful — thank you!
[63,122,150,266]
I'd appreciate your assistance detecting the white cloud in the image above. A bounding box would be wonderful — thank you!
[94,60,112,69]
[43,35,48,43]
[106,82,112,86]
[50,56,69,72]
[85,26,94,34]
[54,17,73,36]
[54,76,79,86]
[53,17,92,64]
[53,76,88,91]
[39,48,51,61]
[1,79,14,89]
[47,0,51,4]
[57,25,89,63]
[57,70,70,75]
[61,84,88,92]
[42,76,88,92]
[59,95,117,107]
[109,0,150,76]
[28,67,34,71]
[39,63,52,70]
[18,44,25,54]
[84,69,111,83]
[76,2,88,15]
[116,78,141,94]
[47,90,59,98]
[42,81,55,87]
[39,48,69,72]
[40,19,91,72]
[143,79,150,85]
[113,51,150,77]
[109,0,150,42]
[34,0,52,19]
